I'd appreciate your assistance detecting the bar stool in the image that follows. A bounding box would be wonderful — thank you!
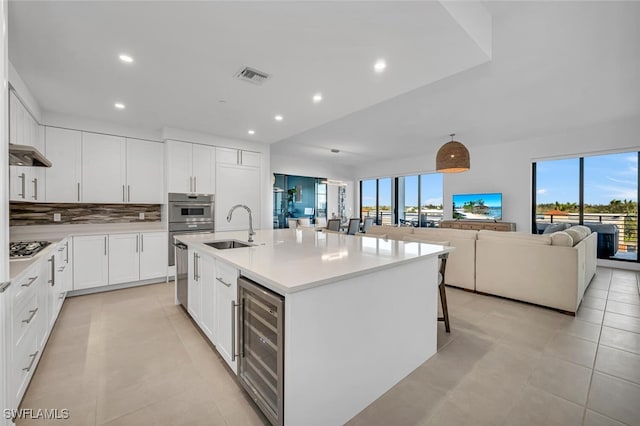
[438,252,451,333]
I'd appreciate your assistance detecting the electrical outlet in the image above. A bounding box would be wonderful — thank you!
[139,213,145,220]
[53,213,61,222]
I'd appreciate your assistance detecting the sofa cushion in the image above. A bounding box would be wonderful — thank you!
[566,226,591,245]
[477,230,552,245]
[543,223,570,234]
[412,227,478,240]
[403,235,450,246]
[550,231,574,247]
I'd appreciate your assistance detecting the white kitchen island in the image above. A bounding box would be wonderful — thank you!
[177,228,451,426]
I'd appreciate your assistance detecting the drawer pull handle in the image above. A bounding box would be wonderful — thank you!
[22,351,39,372]
[216,277,231,287]
[0,281,10,293]
[59,293,65,300]
[22,308,38,324]
[21,276,38,287]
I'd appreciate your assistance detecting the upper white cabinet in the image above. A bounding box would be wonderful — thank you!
[126,138,164,204]
[82,133,126,203]
[9,91,45,202]
[45,127,82,203]
[165,140,215,194]
[215,150,262,232]
[216,147,260,168]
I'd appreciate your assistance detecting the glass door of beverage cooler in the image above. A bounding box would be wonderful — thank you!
[238,277,284,426]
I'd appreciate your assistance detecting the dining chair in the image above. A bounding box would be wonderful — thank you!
[326,219,340,231]
[287,218,299,229]
[347,218,361,235]
[315,217,327,228]
[297,217,312,227]
[362,217,374,233]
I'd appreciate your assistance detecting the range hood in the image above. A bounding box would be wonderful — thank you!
[9,144,52,167]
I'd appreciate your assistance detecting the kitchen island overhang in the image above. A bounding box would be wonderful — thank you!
[176,229,452,426]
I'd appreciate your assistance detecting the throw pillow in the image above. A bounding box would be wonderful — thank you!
[550,231,574,247]
[543,223,569,234]
[565,226,590,244]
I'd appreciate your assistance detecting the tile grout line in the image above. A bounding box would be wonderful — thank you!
[581,271,613,426]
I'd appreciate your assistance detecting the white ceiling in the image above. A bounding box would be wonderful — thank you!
[8,0,490,145]
[272,1,640,166]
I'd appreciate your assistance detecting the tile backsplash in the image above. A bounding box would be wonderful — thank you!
[10,202,161,226]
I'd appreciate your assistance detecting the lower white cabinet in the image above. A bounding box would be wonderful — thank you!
[139,232,167,280]
[74,232,166,290]
[186,252,239,373]
[73,235,109,290]
[214,260,239,373]
[109,234,140,285]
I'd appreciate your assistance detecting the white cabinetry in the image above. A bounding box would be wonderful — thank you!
[73,235,109,290]
[108,234,140,285]
[166,140,215,194]
[199,253,216,342]
[139,232,167,280]
[74,232,166,290]
[188,249,202,322]
[126,138,164,203]
[216,147,261,167]
[9,91,45,201]
[214,260,239,372]
[82,132,126,203]
[44,127,82,202]
[215,160,261,232]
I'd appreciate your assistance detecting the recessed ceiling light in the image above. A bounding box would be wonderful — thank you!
[374,59,387,73]
[248,130,255,135]
[119,54,133,63]
[312,93,323,103]
[274,115,283,121]
[114,102,125,110]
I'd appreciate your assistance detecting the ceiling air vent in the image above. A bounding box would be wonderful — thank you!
[235,66,271,85]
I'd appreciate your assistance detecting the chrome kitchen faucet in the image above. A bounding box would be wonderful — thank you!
[227,204,255,242]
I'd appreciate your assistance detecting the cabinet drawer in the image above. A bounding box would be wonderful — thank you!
[216,261,238,287]
[12,327,39,405]
[13,267,41,308]
[13,291,41,347]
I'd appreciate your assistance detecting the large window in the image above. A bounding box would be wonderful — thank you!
[360,173,443,227]
[533,152,638,262]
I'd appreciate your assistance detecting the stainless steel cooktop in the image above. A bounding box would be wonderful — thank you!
[9,241,51,259]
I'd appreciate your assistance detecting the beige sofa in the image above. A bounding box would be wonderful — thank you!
[366,225,478,291]
[475,228,597,313]
[364,224,597,313]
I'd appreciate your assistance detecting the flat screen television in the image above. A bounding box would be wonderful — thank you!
[452,193,502,221]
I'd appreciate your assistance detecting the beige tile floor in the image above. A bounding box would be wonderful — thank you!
[17,266,640,426]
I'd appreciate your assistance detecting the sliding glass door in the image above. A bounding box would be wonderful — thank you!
[533,152,638,262]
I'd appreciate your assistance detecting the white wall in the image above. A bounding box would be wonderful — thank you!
[1,1,9,423]
[8,60,41,122]
[43,110,161,141]
[271,153,355,219]
[354,116,640,233]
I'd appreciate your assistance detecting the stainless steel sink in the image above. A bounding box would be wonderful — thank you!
[204,240,254,250]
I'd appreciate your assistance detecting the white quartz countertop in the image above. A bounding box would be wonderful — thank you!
[176,229,452,295]
[9,238,63,282]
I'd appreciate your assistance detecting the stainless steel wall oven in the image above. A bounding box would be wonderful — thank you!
[168,193,214,266]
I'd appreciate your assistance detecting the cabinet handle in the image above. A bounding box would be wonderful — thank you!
[48,256,55,287]
[59,293,65,300]
[136,235,139,253]
[65,241,69,263]
[240,151,243,165]
[21,276,38,287]
[77,182,80,202]
[18,173,26,198]
[216,277,231,287]
[189,176,193,192]
[32,178,38,200]
[193,253,199,281]
[22,351,39,372]
[104,237,107,256]
[141,234,144,252]
[0,281,11,293]
[122,185,126,202]
[128,185,131,202]
[237,150,240,165]
[58,266,65,272]
[22,308,38,324]
[58,246,65,252]
[194,176,197,192]
[231,301,239,361]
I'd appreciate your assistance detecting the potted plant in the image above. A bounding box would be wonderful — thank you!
[286,187,297,217]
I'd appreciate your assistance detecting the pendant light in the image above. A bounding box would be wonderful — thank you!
[436,133,470,173]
